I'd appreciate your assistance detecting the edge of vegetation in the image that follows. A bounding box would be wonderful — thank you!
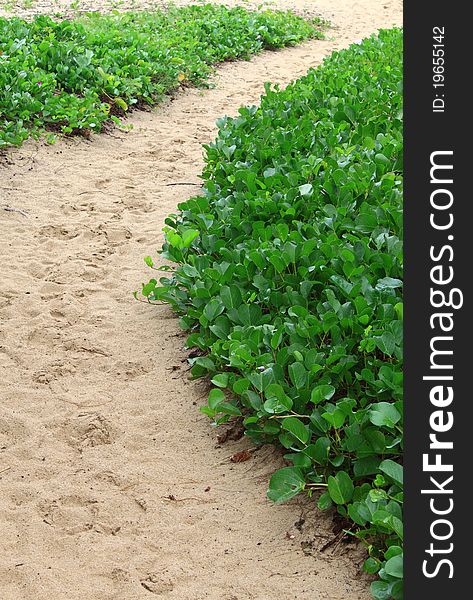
[0,4,323,148]
[142,28,404,600]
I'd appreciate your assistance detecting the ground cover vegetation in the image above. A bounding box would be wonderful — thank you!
[0,4,320,147]
[142,28,404,599]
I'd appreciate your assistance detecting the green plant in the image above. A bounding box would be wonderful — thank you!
[142,28,403,599]
[0,6,321,148]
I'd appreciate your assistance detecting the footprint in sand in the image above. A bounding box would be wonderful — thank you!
[35,225,79,241]
[0,412,30,450]
[94,177,112,190]
[140,574,174,596]
[50,412,116,451]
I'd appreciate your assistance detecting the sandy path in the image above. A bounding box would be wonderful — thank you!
[0,2,402,598]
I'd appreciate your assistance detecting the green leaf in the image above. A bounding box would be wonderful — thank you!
[237,304,262,326]
[317,491,333,510]
[370,580,392,600]
[379,459,403,486]
[330,454,345,468]
[264,383,285,400]
[299,183,313,196]
[211,373,229,388]
[204,298,225,321]
[306,436,330,465]
[364,429,387,453]
[394,302,403,321]
[385,546,403,561]
[369,402,401,427]
[264,167,277,178]
[354,456,381,477]
[267,467,305,504]
[209,315,231,339]
[391,581,403,600]
[375,277,403,291]
[384,554,403,579]
[193,356,215,371]
[114,96,128,111]
[281,417,310,444]
[220,285,242,310]
[271,328,284,349]
[310,385,335,404]
[200,405,216,418]
[369,489,388,502]
[264,386,293,414]
[327,471,354,505]
[322,408,345,429]
[391,516,404,540]
[374,153,390,167]
[288,362,307,389]
[263,383,292,413]
[363,557,380,575]
[181,229,200,248]
[217,402,242,416]
[348,502,367,526]
[182,264,199,277]
[142,280,156,296]
[233,378,250,395]
[374,332,396,356]
[208,389,225,410]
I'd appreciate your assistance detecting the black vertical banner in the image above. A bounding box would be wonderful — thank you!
[405,2,468,598]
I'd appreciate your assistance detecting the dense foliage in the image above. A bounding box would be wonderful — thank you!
[143,28,403,598]
[0,5,319,147]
